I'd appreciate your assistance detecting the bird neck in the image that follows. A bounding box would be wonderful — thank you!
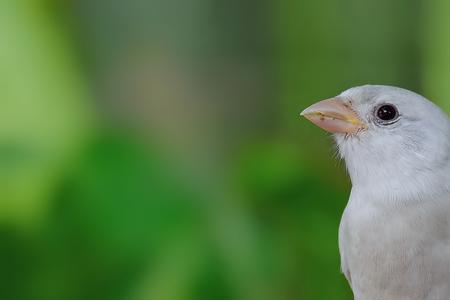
[347,158,450,205]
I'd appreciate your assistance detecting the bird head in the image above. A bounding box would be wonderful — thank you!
[301,85,450,201]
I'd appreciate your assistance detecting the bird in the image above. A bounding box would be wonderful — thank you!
[301,85,450,300]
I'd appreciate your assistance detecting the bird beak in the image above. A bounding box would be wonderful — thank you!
[300,97,366,134]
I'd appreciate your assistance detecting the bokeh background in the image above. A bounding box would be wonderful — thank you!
[2,0,449,299]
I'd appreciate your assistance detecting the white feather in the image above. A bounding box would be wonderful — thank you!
[334,85,450,300]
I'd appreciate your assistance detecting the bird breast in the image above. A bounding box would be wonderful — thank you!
[339,189,450,300]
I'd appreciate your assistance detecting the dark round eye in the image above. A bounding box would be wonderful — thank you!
[376,104,398,121]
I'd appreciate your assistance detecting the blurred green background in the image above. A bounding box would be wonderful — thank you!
[1,0,449,299]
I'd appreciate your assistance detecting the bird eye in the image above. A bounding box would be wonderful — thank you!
[375,104,398,123]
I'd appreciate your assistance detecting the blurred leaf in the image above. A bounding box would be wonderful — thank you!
[0,1,91,227]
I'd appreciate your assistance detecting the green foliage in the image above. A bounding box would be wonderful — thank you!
[0,0,443,299]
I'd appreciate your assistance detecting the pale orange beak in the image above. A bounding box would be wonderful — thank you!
[300,97,366,134]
